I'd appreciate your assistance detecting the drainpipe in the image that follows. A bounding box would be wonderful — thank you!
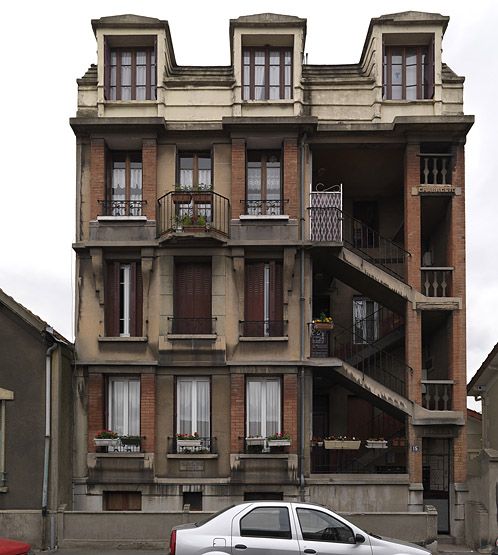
[299,133,307,501]
[42,329,58,549]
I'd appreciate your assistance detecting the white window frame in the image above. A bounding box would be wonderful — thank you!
[246,377,281,438]
[176,377,211,437]
[119,264,131,337]
[108,377,140,436]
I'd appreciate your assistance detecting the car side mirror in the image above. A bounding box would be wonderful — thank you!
[355,534,366,544]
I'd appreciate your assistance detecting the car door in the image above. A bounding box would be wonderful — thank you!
[293,506,372,555]
[231,504,300,555]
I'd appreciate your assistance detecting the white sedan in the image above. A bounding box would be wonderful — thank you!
[169,501,430,555]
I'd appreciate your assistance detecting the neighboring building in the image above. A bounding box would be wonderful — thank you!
[466,345,498,548]
[70,11,472,541]
[0,288,73,549]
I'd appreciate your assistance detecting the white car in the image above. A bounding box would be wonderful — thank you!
[169,501,430,555]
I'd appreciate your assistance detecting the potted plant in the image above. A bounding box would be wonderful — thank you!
[365,438,388,449]
[245,436,265,446]
[323,436,361,450]
[267,432,291,447]
[313,313,334,332]
[120,435,142,447]
[94,430,119,448]
[176,432,202,449]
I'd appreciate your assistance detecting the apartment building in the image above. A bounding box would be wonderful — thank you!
[70,11,473,540]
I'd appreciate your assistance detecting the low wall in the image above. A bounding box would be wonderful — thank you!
[0,510,43,548]
[58,508,438,549]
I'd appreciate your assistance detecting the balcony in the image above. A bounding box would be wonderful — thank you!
[422,380,453,411]
[98,199,147,217]
[419,153,453,187]
[241,199,289,217]
[167,317,217,336]
[167,436,217,455]
[239,320,288,339]
[421,267,453,297]
[157,190,230,239]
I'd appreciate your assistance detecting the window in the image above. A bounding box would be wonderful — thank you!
[353,297,379,344]
[246,377,281,438]
[106,47,156,101]
[296,508,354,543]
[243,47,292,100]
[105,261,143,337]
[246,151,282,215]
[173,260,212,334]
[104,491,142,511]
[183,491,203,511]
[240,507,291,539]
[383,44,434,100]
[178,153,212,191]
[108,377,140,436]
[107,152,143,216]
[244,261,283,337]
[176,377,210,439]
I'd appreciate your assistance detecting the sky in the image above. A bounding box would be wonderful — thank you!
[0,0,496,410]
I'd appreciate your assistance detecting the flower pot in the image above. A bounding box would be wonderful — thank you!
[245,437,265,446]
[267,439,291,447]
[324,439,361,450]
[94,438,119,448]
[120,437,141,447]
[313,322,333,332]
[366,440,388,449]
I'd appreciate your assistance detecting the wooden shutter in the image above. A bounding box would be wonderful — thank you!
[245,262,264,336]
[174,260,211,333]
[105,262,120,336]
[104,37,110,100]
[427,37,435,100]
[130,262,143,337]
[269,261,283,336]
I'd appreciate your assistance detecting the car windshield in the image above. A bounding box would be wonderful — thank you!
[195,505,236,527]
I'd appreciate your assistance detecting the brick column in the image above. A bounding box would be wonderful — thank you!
[231,139,246,219]
[448,143,467,483]
[283,139,299,220]
[142,139,157,220]
[404,142,423,485]
[87,373,105,453]
[283,374,298,454]
[230,374,245,452]
[140,373,156,453]
[90,139,106,220]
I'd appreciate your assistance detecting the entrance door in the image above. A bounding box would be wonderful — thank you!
[422,438,450,533]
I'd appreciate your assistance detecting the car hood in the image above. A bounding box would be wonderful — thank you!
[369,534,430,555]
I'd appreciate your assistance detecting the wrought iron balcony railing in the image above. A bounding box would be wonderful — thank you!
[419,153,453,186]
[241,199,289,216]
[421,267,453,297]
[99,199,147,217]
[239,320,288,338]
[167,317,217,335]
[422,380,453,410]
[157,190,230,237]
[167,436,217,454]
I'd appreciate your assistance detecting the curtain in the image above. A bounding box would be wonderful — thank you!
[178,380,192,435]
[196,379,210,438]
[266,379,280,437]
[109,378,140,436]
[247,378,280,437]
[247,380,262,437]
[177,378,210,437]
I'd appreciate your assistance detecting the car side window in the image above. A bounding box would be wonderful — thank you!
[296,508,354,544]
[240,507,292,539]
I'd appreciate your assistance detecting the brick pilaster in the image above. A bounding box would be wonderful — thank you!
[283,374,298,454]
[283,139,299,220]
[140,373,156,453]
[404,142,422,288]
[90,139,106,221]
[230,373,245,452]
[231,139,246,219]
[142,139,157,220]
[87,373,105,453]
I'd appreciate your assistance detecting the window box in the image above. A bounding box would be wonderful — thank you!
[120,436,142,447]
[245,437,265,446]
[94,438,119,448]
[176,439,203,449]
[323,439,361,450]
[313,322,333,332]
[366,439,388,449]
[267,439,291,448]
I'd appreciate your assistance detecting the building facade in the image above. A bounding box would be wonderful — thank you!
[71,12,473,540]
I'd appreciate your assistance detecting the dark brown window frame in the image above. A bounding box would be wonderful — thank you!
[107,151,143,203]
[173,374,213,439]
[242,46,293,101]
[177,151,213,190]
[105,45,157,101]
[244,374,285,439]
[383,43,434,101]
[246,150,283,203]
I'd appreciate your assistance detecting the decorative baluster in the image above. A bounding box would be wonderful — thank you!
[432,158,438,185]
[442,384,450,410]
[434,384,441,411]
[424,271,431,296]
[423,157,429,185]
[432,272,438,297]
[441,158,448,185]
[441,271,448,297]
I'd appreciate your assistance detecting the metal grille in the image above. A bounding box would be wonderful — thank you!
[309,187,342,241]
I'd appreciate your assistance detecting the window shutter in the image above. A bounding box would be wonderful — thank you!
[105,262,120,336]
[245,262,264,336]
[129,262,143,337]
[193,262,212,333]
[269,261,283,336]
[427,37,435,99]
[104,37,110,101]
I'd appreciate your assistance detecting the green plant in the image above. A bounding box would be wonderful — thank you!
[176,432,200,440]
[267,431,290,441]
[197,215,206,226]
[181,214,193,226]
[120,435,142,446]
[313,312,333,324]
[95,429,118,439]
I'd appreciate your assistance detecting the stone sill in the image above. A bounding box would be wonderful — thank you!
[308,473,409,484]
[239,215,289,222]
[236,454,290,459]
[98,336,148,343]
[382,99,434,105]
[166,454,218,459]
[239,336,288,342]
[93,453,145,458]
[104,100,158,106]
[0,486,8,493]
[167,334,217,341]
[97,216,148,222]
[242,99,294,105]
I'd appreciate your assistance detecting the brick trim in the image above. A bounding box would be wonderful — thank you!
[231,139,246,219]
[87,373,105,453]
[283,374,298,454]
[142,139,157,220]
[140,373,156,452]
[283,139,298,220]
[230,374,245,452]
[90,139,106,221]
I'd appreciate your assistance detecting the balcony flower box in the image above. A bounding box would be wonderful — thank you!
[267,439,291,447]
[120,436,142,447]
[366,439,388,449]
[176,439,202,449]
[245,437,265,446]
[312,313,334,332]
[94,438,119,448]
[324,439,361,450]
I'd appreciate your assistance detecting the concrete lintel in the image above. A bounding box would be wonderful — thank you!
[0,387,14,401]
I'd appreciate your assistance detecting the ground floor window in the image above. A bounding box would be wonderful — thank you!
[246,377,281,438]
[108,377,140,436]
[103,491,142,511]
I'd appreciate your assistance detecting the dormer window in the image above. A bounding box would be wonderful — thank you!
[242,47,292,100]
[106,47,156,101]
[383,44,434,100]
